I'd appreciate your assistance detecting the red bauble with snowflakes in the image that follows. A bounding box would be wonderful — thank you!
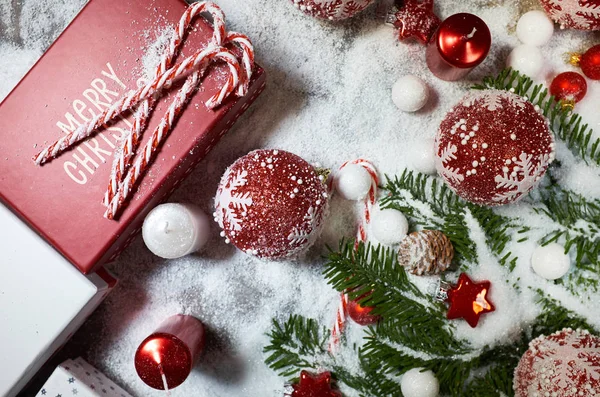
[214,149,329,259]
[434,90,555,206]
[289,0,375,21]
[514,328,600,397]
[539,0,600,30]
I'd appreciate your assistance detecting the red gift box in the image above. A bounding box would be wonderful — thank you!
[0,0,265,274]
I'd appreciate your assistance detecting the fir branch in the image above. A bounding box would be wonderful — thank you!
[473,68,600,166]
[534,292,598,334]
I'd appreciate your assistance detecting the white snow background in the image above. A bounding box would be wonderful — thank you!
[1,0,599,396]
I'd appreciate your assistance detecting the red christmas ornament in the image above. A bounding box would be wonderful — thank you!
[550,71,588,104]
[214,149,329,259]
[435,89,555,206]
[289,0,375,21]
[426,13,491,81]
[580,44,600,80]
[134,315,205,390]
[539,0,600,30]
[392,0,441,44]
[445,273,495,328]
[514,328,600,397]
[289,371,342,397]
[347,293,380,326]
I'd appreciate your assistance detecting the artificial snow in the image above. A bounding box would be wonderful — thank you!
[2,0,600,396]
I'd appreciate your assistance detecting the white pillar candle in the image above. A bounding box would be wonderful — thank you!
[142,203,210,259]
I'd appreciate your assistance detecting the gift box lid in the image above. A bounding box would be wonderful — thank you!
[0,0,265,274]
[0,202,115,397]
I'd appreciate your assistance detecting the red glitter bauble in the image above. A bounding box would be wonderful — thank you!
[347,294,380,326]
[214,149,329,259]
[290,371,342,397]
[581,44,600,80]
[539,0,600,30]
[289,0,375,21]
[550,71,588,103]
[435,90,555,206]
[514,328,600,397]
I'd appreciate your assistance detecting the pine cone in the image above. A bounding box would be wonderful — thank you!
[397,230,454,275]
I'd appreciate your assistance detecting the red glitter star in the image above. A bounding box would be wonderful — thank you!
[446,273,495,328]
[291,371,341,397]
[393,0,441,44]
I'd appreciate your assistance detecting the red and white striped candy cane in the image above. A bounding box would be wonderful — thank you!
[227,32,255,97]
[33,45,240,166]
[104,2,227,206]
[328,158,379,352]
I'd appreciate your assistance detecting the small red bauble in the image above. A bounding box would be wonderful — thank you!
[392,0,441,44]
[514,328,600,397]
[214,149,329,259]
[435,89,555,206]
[289,0,375,21]
[289,371,342,397]
[539,0,600,30]
[550,71,588,103]
[347,294,380,326]
[581,44,600,80]
[445,273,495,328]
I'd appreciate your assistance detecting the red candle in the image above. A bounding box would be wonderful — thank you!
[426,13,491,81]
[134,314,205,391]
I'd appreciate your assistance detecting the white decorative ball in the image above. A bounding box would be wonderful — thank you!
[531,243,571,280]
[409,138,437,175]
[516,11,555,47]
[334,164,372,201]
[401,368,440,397]
[371,208,409,246]
[392,75,430,112]
[506,45,545,78]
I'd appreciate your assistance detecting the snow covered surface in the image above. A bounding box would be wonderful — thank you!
[2,0,600,396]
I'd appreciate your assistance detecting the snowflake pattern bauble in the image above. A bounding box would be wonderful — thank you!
[514,328,600,397]
[539,0,600,30]
[289,0,375,21]
[434,89,555,206]
[214,149,329,259]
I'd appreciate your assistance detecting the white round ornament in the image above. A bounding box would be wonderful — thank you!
[506,45,545,78]
[370,207,409,246]
[392,75,430,113]
[401,368,439,397]
[334,164,372,201]
[531,243,571,280]
[409,138,437,174]
[516,11,555,46]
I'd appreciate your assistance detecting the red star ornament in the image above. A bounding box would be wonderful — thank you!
[393,0,441,44]
[291,371,342,397]
[446,273,495,328]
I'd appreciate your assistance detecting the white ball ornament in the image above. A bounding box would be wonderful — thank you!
[516,11,555,47]
[370,208,409,246]
[334,164,372,201]
[506,44,545,78]
[401,368,440,397]
[409,138,437,175]
[531,243,571,280]
[392,75,430,112]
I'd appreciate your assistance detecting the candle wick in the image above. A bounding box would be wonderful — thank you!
[465,27,477,40]
[164,221,170,234]
[158,363,171,396]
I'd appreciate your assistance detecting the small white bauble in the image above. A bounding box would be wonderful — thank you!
[506,45,544,78]
[531,243,571,280]
[334,164,372,201]
[401,368,440,397]
[371,208,409,246]
[516,11,554,47]
[392,75,430,112]
[409,138,437,175]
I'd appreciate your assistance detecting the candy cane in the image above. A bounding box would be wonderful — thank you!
[328,159,379,352]
[104,2,227,206]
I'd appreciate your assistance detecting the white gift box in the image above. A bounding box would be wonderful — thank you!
[35,358,132,397]
[0,203,116,397]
